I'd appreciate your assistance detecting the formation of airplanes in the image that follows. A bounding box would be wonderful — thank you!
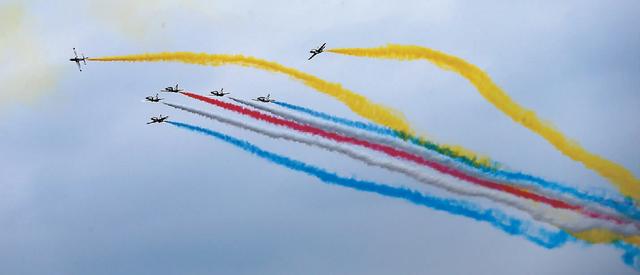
[70,43,325,123]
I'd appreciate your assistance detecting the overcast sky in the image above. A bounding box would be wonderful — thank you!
[1,0,639,274]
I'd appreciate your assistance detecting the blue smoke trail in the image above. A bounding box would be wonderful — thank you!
[272,100,640,220]
[615,242,640,270]
[166,120,571,249]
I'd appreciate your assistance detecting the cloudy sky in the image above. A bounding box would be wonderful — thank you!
[1,0,639,274]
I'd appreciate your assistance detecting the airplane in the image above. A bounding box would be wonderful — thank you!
[69,48,88,71]
[145,93,163,102]
[253,94,275,103]
[161,84,183,93]
[308,42,326,60]
[209,88,230,97]
[147,115,169,124]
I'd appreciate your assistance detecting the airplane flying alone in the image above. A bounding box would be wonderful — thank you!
[69,48,88,71]
[308,43,326,60]
[253,94,275,103]
[147,115,169,124]
[209,88,230,97]
[161,84,183,93]
[145,94,163,102]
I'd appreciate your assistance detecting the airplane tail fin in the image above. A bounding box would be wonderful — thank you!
[82,54,87,65]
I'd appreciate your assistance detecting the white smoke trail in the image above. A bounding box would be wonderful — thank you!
[229,97,632,220]
[164,101,639,235]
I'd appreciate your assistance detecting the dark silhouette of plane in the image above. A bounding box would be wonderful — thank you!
[69,48,88,71]
[161,84,182,93]
[308,43,326,60]
[253,94,275,103]
[209,88,230,97]
[147,115,168,124]
[145,94,163,102]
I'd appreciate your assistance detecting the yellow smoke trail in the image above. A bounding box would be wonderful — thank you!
[90,52,412,133]
[88,52,639,245]
[571,229,640,247]
[88,52,490,165]
[328,44,640,202]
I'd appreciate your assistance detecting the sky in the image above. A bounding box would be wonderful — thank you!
[1,0,639,274]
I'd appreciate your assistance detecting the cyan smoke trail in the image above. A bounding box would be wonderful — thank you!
[166,120,571,248]
[229,97,637,229]
[272,100,640,221]
[615,241,640,270]
[164,102,635,234]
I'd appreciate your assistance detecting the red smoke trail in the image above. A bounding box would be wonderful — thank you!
[181,92,628,225]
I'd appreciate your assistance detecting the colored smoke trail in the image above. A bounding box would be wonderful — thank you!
[88,51,493,169]
[272,100,640,221]
[88,53,410,133]
[182,92,632,229]
[328,44,640,202]
[163,102,627,233]
[615,242,640,270]
[167,120,640,271]
[272,99,470,164]
[165,120,572,249]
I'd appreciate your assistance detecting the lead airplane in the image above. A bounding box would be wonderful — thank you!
[161,84,183,93]
[147,115,169,124]
[209,88,230,97]
[308,43,326,60]
[253,94,275,103]
[69,48,88,71]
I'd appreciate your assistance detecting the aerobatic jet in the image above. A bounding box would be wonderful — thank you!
[209,88,230,97]
[69,48,88,71]
[253,94,275,103]
[145,94,163,102]
[147,115,169,124]
[161,84,183,93]
[308,43,326,60]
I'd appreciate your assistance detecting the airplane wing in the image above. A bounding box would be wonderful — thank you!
[320,43,326,50]
[73,48,79,58]
[76,61,82,72]
[146,121,154,124]
[308,53,318,60]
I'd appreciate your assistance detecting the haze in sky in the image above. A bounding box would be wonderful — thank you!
[1,0,639,274]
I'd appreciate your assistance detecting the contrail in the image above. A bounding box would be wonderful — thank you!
[328,44,640,202]
[88,53,411,132]
[87,51,492,169]
[163,101,636,234]
[271,100,490,166]
[180,92,632,229]
[166,120,640,271]
[272,100,640,220]
[231,96,639,225]
[615,241,640,270]
[165,120,572,249]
